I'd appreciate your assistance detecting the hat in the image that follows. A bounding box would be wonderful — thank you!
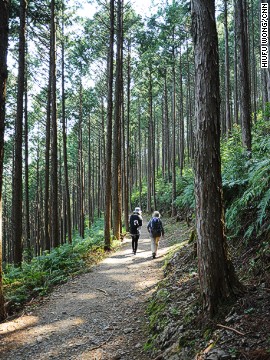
[134,207,142,215]
[152,211,160,218]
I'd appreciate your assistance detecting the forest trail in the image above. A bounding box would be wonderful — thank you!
[0,225,174,360]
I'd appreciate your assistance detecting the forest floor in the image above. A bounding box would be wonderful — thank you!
[1,221,270,360]
[0,225,180,360]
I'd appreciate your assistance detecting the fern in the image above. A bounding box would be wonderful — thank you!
[257,188,270,226]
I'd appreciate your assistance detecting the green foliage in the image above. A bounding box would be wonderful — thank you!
[221,124,248,184]
[225,119,270,240]
[155,177,173,210]
[131,169,195,215]
[3,218,107,314]
[174,170,195,212]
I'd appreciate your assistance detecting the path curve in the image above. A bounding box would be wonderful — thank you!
[0,225,174,360]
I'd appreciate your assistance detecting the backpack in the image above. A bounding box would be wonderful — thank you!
[151,217,162,237]
[130,215,141,234]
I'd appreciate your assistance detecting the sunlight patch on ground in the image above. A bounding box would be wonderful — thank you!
[1,317,84,344]
[75,293,98,301]
[0,315,39,335]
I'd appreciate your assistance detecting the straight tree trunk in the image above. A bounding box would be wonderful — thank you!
[78,81,84,238]
[164,71,170,180]
[186,39,194,162]
[13,0,27,266]
[233,0,239,125]
[112,0,123,239]
[147,69,153,213]
[50,0,59,247]
[179,47,184,176]
[124,39,131,231]
[104,0,114,249]
[224,0,231,136]
[88,116,93,224]
[24,40,31,259]
[171,42,177,217]
[44,78,51,251]
[235,0,252,151]
[250,0,257,122]
[0,0,9,321]
[61,0,72,243]
[152,97,157,210]
[138,101,142,208]
[191,0,242,318]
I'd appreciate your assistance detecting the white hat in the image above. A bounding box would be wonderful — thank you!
[134,207,142,215]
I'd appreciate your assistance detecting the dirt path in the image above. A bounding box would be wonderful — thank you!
[0,226,174,360]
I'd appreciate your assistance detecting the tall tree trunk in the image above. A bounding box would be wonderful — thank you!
[61,0,72,243]
[88,116,93,224]
[124,39,131,231]
[191,0,242,318]
[171,41,177,217]
[179,47,185,176]
[112,0,123,239]
[152,98,157,210]
[50,0,59,247]
[0,0,9,321]
[233,0,239,125]
[78,81,84,238]
[235,0,252,151]
[13,0,27,266]
[138,101,142,208]
[250,0,257,122]
[147,69,153,213]
[164,71,170,180]
[104,0,114,249]
[224,0,231,136]
[24,39,31,259]
[44,77,51,251]
[186,39,194,162]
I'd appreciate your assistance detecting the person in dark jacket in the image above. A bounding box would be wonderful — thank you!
[147,211,164,259]
[129,208,143,255]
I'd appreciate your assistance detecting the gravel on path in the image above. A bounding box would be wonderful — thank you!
[0,225,174,360]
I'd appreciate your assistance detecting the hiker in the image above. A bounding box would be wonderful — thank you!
[129,208,143,255]
[147,211,164,259]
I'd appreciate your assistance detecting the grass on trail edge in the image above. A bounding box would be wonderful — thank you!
[3,219,122,317]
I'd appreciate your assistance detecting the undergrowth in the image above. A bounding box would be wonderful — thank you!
[3,218,121,315]
[133,118,270,249]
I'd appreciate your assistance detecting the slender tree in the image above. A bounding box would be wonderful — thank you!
[191,0,242,317]
[0,0,9,320]
[13,0,27,266]
[104,0,115,249]
[235,0,252,151]
[224,0,231,136]
[61,0,72,243]
[50,0,59,247]
[171,39,177,216]
[112,0,123,239]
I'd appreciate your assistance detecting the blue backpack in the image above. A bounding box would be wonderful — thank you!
[151,218,162,237]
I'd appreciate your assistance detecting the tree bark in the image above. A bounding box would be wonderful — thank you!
[104,0,114,249]
[0,0,9,321]
[171,41,177,217]
[235,0,252,151]
[61,0,72,243]
[112,0,123,239]
[191,0,242,318]
[44,77,51,251]
[179,47,184,176]
[50,0,59,248]
[24,38,31,259]
[233,0,239,125]
[13,0,27,266]
[224,0,231,136]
